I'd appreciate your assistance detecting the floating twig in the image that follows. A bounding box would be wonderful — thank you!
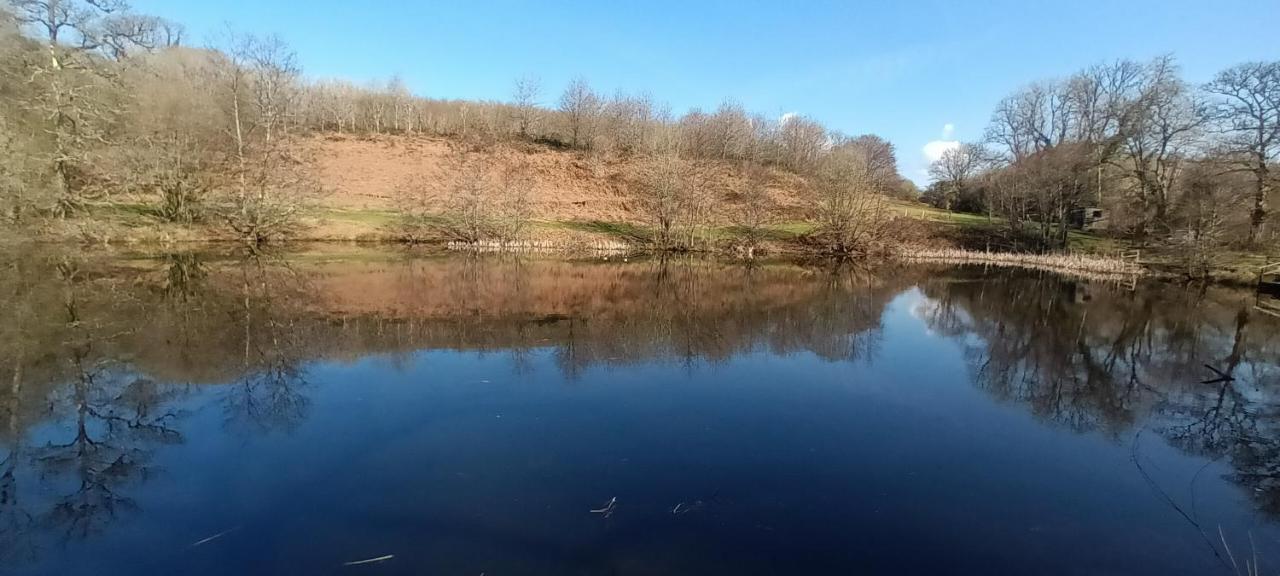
[343,555,395,566]
[590,497,617,518]
[672,489,720,515]
[190,526,240,548]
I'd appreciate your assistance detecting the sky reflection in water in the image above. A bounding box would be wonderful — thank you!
[1,249,1279,575]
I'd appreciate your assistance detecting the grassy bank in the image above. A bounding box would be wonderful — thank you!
[11,200,1277,287]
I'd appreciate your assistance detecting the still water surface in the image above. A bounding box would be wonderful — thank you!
[2,248,1279,575]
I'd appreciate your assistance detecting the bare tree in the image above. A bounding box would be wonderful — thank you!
[778,114,826,172]
[1119,56,1206,235]
[8,0,157,215]
[242,35,298,142]
[511,74,541,138]
[443,155,492,243]
[678,101,752,160]
[10,0,130,53]
[0,69,40,222]
[846,134,900,192]
[386,76,413,133]
[605,90,656,154]
[210,31,316,247]
[1171,161,1242,277]
[99,13,180,59]
[637,150,689,249]
[1204,61,1280,245]
[732,163,775,250]
[929,143,987,211]
[809,140,895,255]
[492,162,534,242]
[115,48,224,222]
[980,58,1185,244]
[558,76,599,148]
[392,173,440,243]
[709,101,752,160]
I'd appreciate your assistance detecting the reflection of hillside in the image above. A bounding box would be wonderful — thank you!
[304,257,900,368]
[0,253,905,437]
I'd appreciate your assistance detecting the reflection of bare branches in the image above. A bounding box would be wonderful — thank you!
[1154,306,1280,515]
[27,263,186,543]
[1131,427,1233,572]
[221,255,311,434]
[35,367,182,541]
[162,252,207,302]
[919,267,1280,518]
[0,447,36,564]
[1162,381,1253,456]
[932,273,1160,435]
[223,364,308,434]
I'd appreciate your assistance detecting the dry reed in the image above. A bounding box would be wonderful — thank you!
[446,239,633,254]
[898,248,1143,279]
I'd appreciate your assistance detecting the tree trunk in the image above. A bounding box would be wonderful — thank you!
[1248,161,1269,245]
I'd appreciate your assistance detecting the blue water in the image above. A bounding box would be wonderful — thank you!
[2,254,1278,575]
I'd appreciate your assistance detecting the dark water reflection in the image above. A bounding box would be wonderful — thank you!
[2,248,1279,575]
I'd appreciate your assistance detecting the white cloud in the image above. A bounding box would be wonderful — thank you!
[778,111,798,126]
[922,139,959,164]
[921,123,959,166]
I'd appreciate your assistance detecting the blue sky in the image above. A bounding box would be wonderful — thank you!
[133,0,1280,184]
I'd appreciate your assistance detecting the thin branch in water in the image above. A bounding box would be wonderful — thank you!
[1220,526,1240,575]
[1132,427,1232,571]
[190,525,240,548]
[590,496,617,518]
[343,555,394,566]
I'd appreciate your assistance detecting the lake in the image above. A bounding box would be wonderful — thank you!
[1,247,1278,575]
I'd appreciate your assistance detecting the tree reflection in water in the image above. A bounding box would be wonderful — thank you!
[221,256,311,435]
[913,267,1280,552]
[0,249,1277,570]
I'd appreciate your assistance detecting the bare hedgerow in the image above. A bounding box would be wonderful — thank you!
[809,142,900,256]
[731,164,776,249]
[392,173,441,244]
[432,153,534,245]
[491,161,534,242]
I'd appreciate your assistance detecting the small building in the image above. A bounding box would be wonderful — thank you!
[1069,207,1107,231]
[1260,262,1280,296]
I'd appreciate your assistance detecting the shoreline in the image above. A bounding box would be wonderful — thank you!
[5,224,1273,289]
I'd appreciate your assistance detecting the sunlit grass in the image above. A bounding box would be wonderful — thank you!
[313,207,400,225]
[887,200,994,227]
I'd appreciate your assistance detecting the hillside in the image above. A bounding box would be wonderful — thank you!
[301,133,812,242]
